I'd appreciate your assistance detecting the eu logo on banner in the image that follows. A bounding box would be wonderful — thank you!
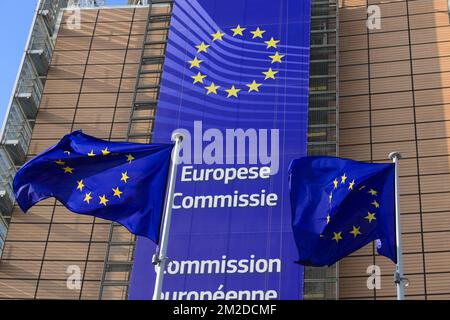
[187,26,285,98]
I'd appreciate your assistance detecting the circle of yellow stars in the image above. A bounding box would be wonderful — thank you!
[54,149,136,207]
[325,173,380,244]
[187,25,284,98]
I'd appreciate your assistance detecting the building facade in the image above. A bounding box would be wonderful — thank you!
[0,0,170,299]
[339,0,450,299]
[0,0,447,300]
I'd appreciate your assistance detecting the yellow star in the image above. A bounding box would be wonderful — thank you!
[372,200,380,208]
[55,160,65,165]
[349,179,355,190]
[76,180,85,192]
[264,37,280,49]
[231,25,246,36]
[350,226,362,238]
[225,85,241,98]
[332,232,342,243]
[63,166,74,174]
[269,51,285,63]
[195,42,210,53]
[88,150,95,157]
[121,171,130,183]
[101,148,110,156]
[368,189,378,196]
[84,192,92,204]
[205,82,220,95]
[246,80,262,93]
[188,57,203,69]
[329,191,333,203]
[365,212,376,223]
[64,151,71,155]
[341,173,347,184]
[326,214,330,224]
[112,187,123,198]
[333,178,338,189]
[251,27,266,39]
[211,30,225,41]
[99,195,109,206]
[192,72,207,84]
[262,68,278,80]
[126,154,135,163]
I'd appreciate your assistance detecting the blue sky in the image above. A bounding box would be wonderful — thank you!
[0,1,37,127]
[0,0,129,128]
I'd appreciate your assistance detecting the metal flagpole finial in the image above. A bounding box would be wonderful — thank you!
[171,132,184,143]
[388,152,402,161]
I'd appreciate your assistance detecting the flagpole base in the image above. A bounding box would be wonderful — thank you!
[394,272,409,286]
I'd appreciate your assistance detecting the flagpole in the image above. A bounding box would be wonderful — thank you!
[152,132,183,300]
[389,151,404,300]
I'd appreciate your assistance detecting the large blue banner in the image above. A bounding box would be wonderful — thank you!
[129,0,311,300]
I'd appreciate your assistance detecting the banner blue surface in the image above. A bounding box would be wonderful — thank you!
[129,0,311,300]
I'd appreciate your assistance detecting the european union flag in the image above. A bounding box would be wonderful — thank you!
[288,157,396,266]
[13,131,173,244]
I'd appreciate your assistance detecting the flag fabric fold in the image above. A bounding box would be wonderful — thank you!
[13,130,173,244]
[288,156,396,266]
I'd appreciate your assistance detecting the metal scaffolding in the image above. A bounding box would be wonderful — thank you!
[304,0,340,300]
[128,0,150,5]
[67,0,105,7]
[0,0,69,255]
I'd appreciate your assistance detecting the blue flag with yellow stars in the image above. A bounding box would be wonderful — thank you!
[288,156,396,267]
[13,131,173,244]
